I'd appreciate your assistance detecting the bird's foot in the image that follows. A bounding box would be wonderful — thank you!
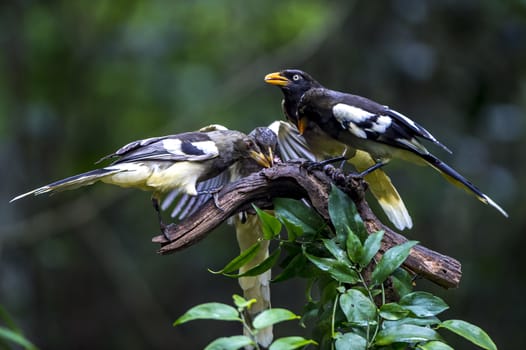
[302,156,347,172]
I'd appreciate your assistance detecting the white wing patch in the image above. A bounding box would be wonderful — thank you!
[162,139,183,154]
[333,103,375,139]
[161,139,219,157]
[191,140,219,155]
[333,103,376,123]
[368,115,392,133]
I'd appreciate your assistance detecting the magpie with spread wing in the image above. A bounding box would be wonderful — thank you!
[265,69,507,218]
[11,127,273,231]
[162,125,277,348]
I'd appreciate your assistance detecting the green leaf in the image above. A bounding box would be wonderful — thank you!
[391,268,414,297]
[384,316,441,328]
[379,303,410,320]
[253,204,282,239]
[253,308,300,329]
[329,261,360,284]
[269,336,317,350]
[339,289,377,326]
[360,230,384,266]
[439,319,497,350]
[304,252,359,284]
[345,226,364,264]
[375,324,442,345]
[209,242,261,275]
[224,247,281,278]
[334,332,367,350]
[272,253,308,282]
[323,239,350,263]
[204,335,254,350]
[417,341,454,350]
[399,292,449,317]
[371,241,418,286]
[274,198,325,238]
[232,295,256,310]
[328,185,367,243]
[280,219,304,241]
[174,303,241,325]
[0,327,38,350]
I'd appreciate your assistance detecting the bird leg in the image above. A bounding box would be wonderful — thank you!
[352,160,389,178]
[302,156,347,171]
[152,196,171,240]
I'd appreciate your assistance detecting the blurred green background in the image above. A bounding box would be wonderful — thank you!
[0,0,524,349]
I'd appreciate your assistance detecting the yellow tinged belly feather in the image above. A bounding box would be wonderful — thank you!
[101,162,206,195]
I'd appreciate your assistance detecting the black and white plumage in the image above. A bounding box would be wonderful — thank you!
[162,125,278,348]
[267,120,413,230]
[265,69,508,218]
[10,127,270,206]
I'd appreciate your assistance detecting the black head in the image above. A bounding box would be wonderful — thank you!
[264,69,322,95]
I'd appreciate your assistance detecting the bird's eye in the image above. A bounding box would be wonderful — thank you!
[292,74,301,81]
[244,140,254,149]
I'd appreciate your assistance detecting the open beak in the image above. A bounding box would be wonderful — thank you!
[297,117,307,135]
[249,150,273,168]
[264,72,289,86]
[267,146,275,167]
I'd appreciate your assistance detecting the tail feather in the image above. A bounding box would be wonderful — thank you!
[348,150,413,230]
[235,214,273,349]
[422,153,508,217]
[10,168,123,202]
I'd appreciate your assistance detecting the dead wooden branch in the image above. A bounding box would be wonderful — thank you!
[152,162,461,289]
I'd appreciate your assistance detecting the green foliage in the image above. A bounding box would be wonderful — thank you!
[0,305,38,350]
[208,242,263,275]
[175,295,314,350]
[252,204,282,240]
[174,302,241,325]
[438,320,497,350]
[174,186,498,349]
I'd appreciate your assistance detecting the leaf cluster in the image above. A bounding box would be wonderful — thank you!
[174,186,497,350]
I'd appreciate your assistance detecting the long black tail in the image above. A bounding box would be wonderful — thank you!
[10,168,123,202]
[421,153,508,217]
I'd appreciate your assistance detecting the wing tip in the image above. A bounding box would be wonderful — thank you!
[482,195,509,218]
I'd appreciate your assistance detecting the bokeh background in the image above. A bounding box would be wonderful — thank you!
[1,1,524,349]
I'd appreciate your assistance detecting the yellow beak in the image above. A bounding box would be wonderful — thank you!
[264,72,289,86]
[249,150,274,168]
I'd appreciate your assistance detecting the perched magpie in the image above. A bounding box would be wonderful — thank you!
[162,125,277,348]
[266,120,413,230]
[10,127,273,231]
[265,69,508,218]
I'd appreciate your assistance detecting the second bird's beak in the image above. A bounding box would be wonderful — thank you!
[264,72,289,86]
[249,150,274,168]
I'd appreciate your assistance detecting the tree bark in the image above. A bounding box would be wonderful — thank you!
[152,162,461,289]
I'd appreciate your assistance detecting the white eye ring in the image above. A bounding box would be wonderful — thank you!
[292,74,300,81]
